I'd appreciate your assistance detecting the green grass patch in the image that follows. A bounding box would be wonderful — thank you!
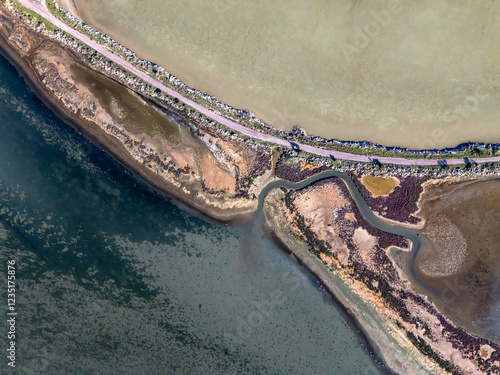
[8,0,57,32]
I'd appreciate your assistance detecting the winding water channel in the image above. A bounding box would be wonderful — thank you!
[257,171,433,293]
[0,51,390,373]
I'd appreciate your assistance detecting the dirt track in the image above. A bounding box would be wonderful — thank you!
[19,0,500,167]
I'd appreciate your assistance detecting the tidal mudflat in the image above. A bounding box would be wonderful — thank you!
[65,0,500,148]
[70,63,180,142]
[407,179,500,344]
[0,52,385,374]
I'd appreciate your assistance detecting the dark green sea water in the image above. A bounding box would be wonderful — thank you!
[0,54,385,374]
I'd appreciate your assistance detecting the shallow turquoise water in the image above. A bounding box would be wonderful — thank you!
[0,54,385,374]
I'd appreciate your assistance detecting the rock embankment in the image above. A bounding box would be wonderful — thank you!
[0,5,274,221]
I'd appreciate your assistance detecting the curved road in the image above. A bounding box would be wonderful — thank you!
[20,0,500,166]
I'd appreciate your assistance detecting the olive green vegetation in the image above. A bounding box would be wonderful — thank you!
[9,0,57,32]
[301,142,499,161]
[70,64,180,142]
[45,0,109,45]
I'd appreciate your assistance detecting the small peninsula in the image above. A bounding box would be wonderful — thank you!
[1,1,499,374]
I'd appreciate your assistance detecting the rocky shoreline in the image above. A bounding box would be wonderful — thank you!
[22,0,500,160]
[0,5,279,222]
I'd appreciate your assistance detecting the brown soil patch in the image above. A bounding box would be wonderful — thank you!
[344,212,356,222]
[293,182,350,265]
[353,228,377,251]
[199,153,236,194]
[360,175,400,198]
[353,227,378,269]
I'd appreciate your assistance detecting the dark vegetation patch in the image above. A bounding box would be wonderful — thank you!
[248,149,272,178]
[334,177,410,250]
[350,173,426,224]
[405,331,461,375]
[274,155,330,182]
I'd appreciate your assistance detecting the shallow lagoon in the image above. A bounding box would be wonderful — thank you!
[0,53,385,373]
[68,0,500,149]
[413,179,500,344]
[70,63,180,142]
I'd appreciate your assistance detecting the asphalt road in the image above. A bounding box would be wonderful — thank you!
[19,0,500,166]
